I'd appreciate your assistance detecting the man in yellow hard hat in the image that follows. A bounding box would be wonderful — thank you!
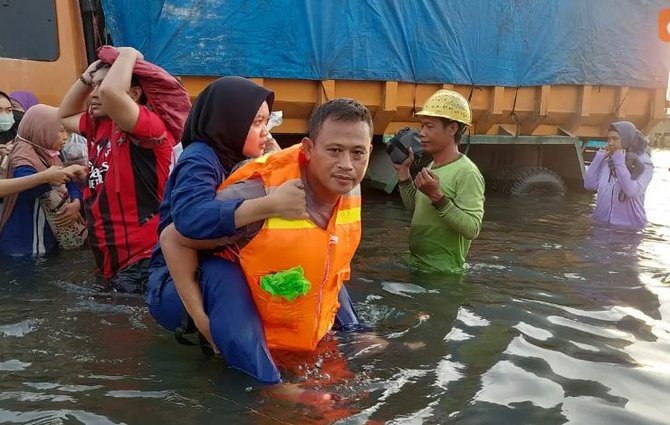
[393,89,485,274]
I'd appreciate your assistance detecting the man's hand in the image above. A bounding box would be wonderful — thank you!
[414,168,443,202]
[117,47,144,61]
[393,147,414,182]
[0,144,10,159]
[80,60,104,85]
[269,178,309,220]
[53,199,82,227]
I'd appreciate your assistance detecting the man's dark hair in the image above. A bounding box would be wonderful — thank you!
[130,74,148,105]
[438,117,467,143]
[308,98,373,141]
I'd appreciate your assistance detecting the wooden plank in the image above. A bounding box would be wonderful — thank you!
[476,86,505,134]
[565,85,592,132]
[373,81,398,134]
[497,125,515,136]
[642,88,666,134]
[614,86,629,119]
[317,80,336,105]
[310,80,337,124]
[558,127,577,138]
[521,85,550,135]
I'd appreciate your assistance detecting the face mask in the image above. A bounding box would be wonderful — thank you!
[0,113,15,132]
[45,149,61,158]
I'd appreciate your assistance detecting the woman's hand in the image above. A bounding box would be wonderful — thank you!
[192,313,219,354]
[63,164,88,181]
[41,166,74,186]
[53,199,82,227]
[268,179,308,220]
[264,135,281,154]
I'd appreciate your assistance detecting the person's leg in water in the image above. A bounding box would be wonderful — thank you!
[148,234,283,383]
[162,222,371,339]
[159,224,218,349]
[153,234,362,402]
[108,258,151,294]
[198,255,282,383]
[333,285,371,332]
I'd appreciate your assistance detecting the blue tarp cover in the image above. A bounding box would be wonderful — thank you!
[101,0,670,88]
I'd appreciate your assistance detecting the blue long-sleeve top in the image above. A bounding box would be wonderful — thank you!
[150,141,244,268]
[0,165,82,256]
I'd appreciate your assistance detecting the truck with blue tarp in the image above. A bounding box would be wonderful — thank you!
[1,0,669,193]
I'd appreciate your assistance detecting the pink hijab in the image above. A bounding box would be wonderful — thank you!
[0,104,63,233]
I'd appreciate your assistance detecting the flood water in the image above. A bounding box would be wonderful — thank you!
[1,150,669,425]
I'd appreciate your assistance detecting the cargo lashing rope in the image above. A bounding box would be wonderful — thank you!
[459,85,476,155]
[511,86,520,136]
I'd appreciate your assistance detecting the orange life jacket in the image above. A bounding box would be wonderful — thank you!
[216,144,362,351]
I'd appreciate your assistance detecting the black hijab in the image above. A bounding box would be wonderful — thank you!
[0,91,21,145]
[181,77,274,172]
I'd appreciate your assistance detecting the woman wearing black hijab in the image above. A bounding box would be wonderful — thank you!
[181,76,274,171]
[146,77,311,384]
[0,90,23,149]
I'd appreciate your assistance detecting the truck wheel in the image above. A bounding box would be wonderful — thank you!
[505,166,566,196]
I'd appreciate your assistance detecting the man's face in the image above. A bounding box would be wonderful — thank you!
[302,118,372,196]
[89,67,110,118]
[419,117,457,154]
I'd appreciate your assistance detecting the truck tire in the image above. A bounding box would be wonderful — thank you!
[504,166,566,196]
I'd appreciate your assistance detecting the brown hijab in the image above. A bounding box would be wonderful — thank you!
[0,104,63,233]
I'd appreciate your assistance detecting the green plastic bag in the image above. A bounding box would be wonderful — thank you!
[260,266,311,301]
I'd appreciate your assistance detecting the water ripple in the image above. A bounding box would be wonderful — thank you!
[0,319,40,337]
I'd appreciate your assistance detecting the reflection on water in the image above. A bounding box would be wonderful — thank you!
[1,150,670,425]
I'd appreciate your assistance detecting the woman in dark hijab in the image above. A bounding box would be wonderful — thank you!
[584,120,653,229]
[9,91,39,112]
[180,76,274,171]
[146,77,298,382]
[0,91,23,146]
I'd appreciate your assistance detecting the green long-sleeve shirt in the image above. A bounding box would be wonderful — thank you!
[399,155,485,274]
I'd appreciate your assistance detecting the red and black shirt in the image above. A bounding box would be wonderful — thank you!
[79,107,173,279]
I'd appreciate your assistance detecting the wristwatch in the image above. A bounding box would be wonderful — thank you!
[79,74,93,86]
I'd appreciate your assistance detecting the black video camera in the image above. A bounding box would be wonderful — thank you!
[385,127,424,165]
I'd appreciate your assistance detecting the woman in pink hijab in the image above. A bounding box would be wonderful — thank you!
[0,105,83,256]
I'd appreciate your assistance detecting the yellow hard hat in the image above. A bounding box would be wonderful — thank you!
[416,89,472,126]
